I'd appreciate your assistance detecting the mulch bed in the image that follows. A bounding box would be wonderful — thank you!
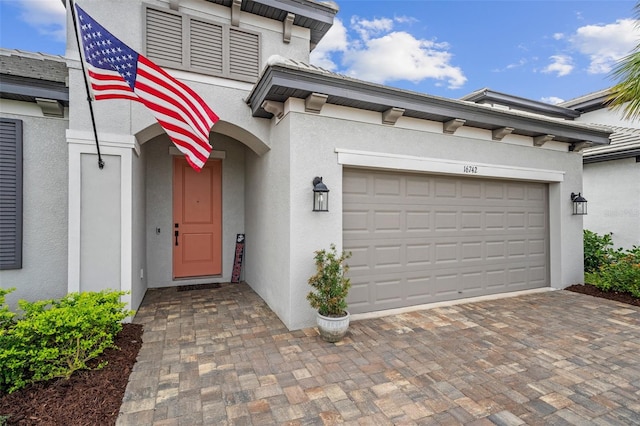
[565,283,640,307]
[0,323,143,426]
[0,284,637,426]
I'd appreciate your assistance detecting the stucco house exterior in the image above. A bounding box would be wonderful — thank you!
[1,0,613,330]
[0,49,69,303]
[559,90,640,250]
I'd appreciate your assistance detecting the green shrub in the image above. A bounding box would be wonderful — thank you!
[0,290,132,393]
[0,288,16,332]
[583,230,620,273]
[586,246,640,298]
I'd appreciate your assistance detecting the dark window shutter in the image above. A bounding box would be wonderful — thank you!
[146,8,183,64]
[190,19,223,74]
[0,118,23,270]
[229,28,259,81]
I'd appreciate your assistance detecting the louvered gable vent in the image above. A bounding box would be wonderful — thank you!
[191,20,223,74]
[146,8,183,64]
[145,6,260,83]
[0,119,23,270]
[229,29,259,80]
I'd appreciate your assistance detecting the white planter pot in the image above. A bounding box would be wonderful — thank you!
[316,311,350,342]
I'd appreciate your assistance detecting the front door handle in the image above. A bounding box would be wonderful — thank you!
[174,223,179,246]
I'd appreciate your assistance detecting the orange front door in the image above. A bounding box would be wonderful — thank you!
[173,157,222,278]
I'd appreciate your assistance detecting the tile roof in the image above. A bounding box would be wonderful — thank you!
[0,48,67,83]
[583,126,640,161]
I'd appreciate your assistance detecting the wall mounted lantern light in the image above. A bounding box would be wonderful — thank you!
[312,177,329,212]
[571,192,588,215]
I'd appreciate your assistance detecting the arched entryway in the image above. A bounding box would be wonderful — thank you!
[134,121,269,294]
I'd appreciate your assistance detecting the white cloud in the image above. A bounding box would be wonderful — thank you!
[394,15,419,25]
[10,0,66,42]
[343,31,466,88]
[552,33,564,40]
[542,55,574,77]
[351,16,394,41]
[491,58,527,73]
[540,96,565,105]
[507,58,527,70]
[311,15,467,90]
[570,18,640,74]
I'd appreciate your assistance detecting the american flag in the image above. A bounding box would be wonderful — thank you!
[75,4,219,171]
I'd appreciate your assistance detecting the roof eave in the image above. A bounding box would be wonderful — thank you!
[559,88,611,113]
[461,88,581,119]
[202,0,338,47]
[247,65,612,146]
[0,75,69,105]
[584,149,640,163]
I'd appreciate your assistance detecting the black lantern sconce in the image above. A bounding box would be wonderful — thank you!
[312,177,329,212]
[571,192,588,215]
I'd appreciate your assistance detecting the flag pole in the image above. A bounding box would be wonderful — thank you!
[69,0,105,169]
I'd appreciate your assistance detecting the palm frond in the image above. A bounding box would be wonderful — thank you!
[607,2,640,120]
[608,51,640,120]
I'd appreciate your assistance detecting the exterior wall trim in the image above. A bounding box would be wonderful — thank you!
[168,146,227,159]
[335,148,565,182]
[67,131,133,310]
[67,129,140,154]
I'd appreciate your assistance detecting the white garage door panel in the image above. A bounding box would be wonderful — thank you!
[343,169,549,314]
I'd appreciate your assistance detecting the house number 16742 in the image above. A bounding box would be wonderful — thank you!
[463,165,478,174]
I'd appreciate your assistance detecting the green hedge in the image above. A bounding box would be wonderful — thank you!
[0,289,133,393]
[584,230,640,298]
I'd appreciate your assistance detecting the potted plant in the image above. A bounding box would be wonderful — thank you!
[306,244,352,342]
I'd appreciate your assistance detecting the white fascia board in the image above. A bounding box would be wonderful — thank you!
[584,140,640,156]
[335,149,565,182]
[66,129,140,155]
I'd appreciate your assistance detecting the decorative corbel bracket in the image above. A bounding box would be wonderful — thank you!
[382,107,405,125]
[283,13,294,44]
[36,98,64,118]
[231,0,242,26]
[492,126,514,141]
[570,141,590,152]
[261,100,284,119]
[305,93,328,114]
[443,118,466,135]
[533,134,555,147]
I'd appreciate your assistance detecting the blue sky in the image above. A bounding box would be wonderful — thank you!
[1,0,638,104]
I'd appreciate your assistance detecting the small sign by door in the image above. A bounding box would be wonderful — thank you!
[231,234,245,283]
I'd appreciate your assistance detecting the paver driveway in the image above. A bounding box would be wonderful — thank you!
[117,283,640,425]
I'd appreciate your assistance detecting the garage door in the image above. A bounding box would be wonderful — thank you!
[343,169,548,314]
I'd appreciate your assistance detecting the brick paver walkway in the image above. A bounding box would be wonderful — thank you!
[117,283,640,425]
